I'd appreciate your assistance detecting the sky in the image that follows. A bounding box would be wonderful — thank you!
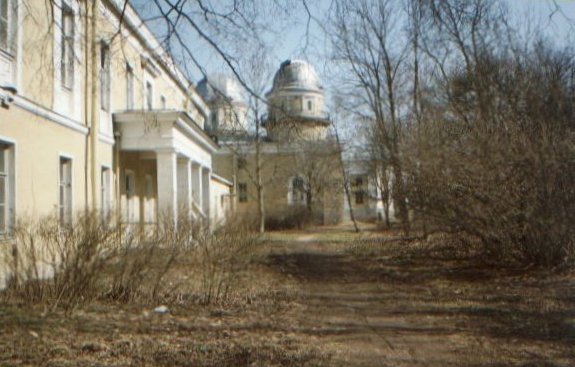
[182,0,575,81]
[133,0,574,84]
[130,0,574,151]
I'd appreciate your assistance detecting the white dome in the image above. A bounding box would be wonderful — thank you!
[197,74,246,104]
[269,60,323,94]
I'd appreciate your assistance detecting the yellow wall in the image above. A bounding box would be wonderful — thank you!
[215,144,343,225]
[0,106,87,219]
[0,0,208,224]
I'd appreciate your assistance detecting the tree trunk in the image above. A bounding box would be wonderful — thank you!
[255,115,265,233]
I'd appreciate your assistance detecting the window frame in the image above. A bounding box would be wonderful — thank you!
[126,63,134,110]
[0,0,9,53]
[59,156,73,226]
[237,182,247,203]
[0,141,14,235]
[100,166,111,222]
[145,81,153,110]
[60,2,74,90]
[354,190,365,205]
[289,176,307,205]
[100,42,110,111]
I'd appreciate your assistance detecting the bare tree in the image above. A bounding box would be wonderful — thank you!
[331,0,411,235]
[400,0,575,266]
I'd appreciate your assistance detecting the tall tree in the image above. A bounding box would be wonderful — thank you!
[331,0,411,235]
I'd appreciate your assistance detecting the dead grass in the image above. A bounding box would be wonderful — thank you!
[1,224,574,366]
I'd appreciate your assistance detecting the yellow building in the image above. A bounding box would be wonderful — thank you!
[202,60,344,228]
[0,0,232,236]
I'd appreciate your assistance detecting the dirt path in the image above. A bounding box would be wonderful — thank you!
[265,233,575,366]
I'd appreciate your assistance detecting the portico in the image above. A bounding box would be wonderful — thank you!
[114,111,218,227]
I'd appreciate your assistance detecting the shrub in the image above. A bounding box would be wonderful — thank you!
[403,45,575,267]
[265,206,317,230]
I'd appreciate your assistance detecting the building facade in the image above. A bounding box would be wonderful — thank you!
[203,60,344,227]
[0,0,232,237]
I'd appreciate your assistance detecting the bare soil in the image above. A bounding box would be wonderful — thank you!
[1,225,574,366]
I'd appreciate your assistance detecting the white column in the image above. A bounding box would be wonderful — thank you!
[191,162,202,213]
[156,150,178,224]
[177,157,192,220]
[202,167,211,219]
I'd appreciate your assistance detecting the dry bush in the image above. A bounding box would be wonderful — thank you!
[104,216,197,303]
[265,206,317,230]
[1,209,266,312]
[4,214,119,312]
[404,44,575,267]
[1,213,202,311]
[189,219,261,305]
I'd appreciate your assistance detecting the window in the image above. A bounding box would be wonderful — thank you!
[145,81,153,110]
[100,42,110,111]
[355,176,363,187]
[237,156,247,170]
[101,167,111,222]
[126,63,133,110]
[61,3,74,89]
[238,183,247,203]
[289,176,306,205]
[0,0,13,53]
[307,100,312,111]
[355,190,364,205]
[0,142,14,234]
[210,111,218,131]
[59,157,72,226]
[160,95,166,109]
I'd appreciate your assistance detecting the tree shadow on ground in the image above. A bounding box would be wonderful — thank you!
[264,241,575,366]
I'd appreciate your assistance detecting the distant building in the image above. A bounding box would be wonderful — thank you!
[343,160,398,224]
[202,60,344,226]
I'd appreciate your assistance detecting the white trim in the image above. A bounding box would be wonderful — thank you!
[12,95,88,134]
[0,135,16,145]
[211,173,233,187]
[100,164,112,221]
[57,153,74,224]
[98,133,115,145]
[174,117,218,153]
[0,135,18,236]
[58,152,74,160]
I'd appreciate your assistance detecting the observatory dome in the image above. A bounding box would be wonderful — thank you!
[268,59,323,94]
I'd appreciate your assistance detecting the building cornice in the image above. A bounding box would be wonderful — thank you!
[11,95,89,135]
[103,0,209,118]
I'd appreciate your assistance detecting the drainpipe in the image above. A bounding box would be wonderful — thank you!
[89,0,99,213]
[83,2,89,215]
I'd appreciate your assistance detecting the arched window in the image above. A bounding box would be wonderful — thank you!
[288,176,307,205]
